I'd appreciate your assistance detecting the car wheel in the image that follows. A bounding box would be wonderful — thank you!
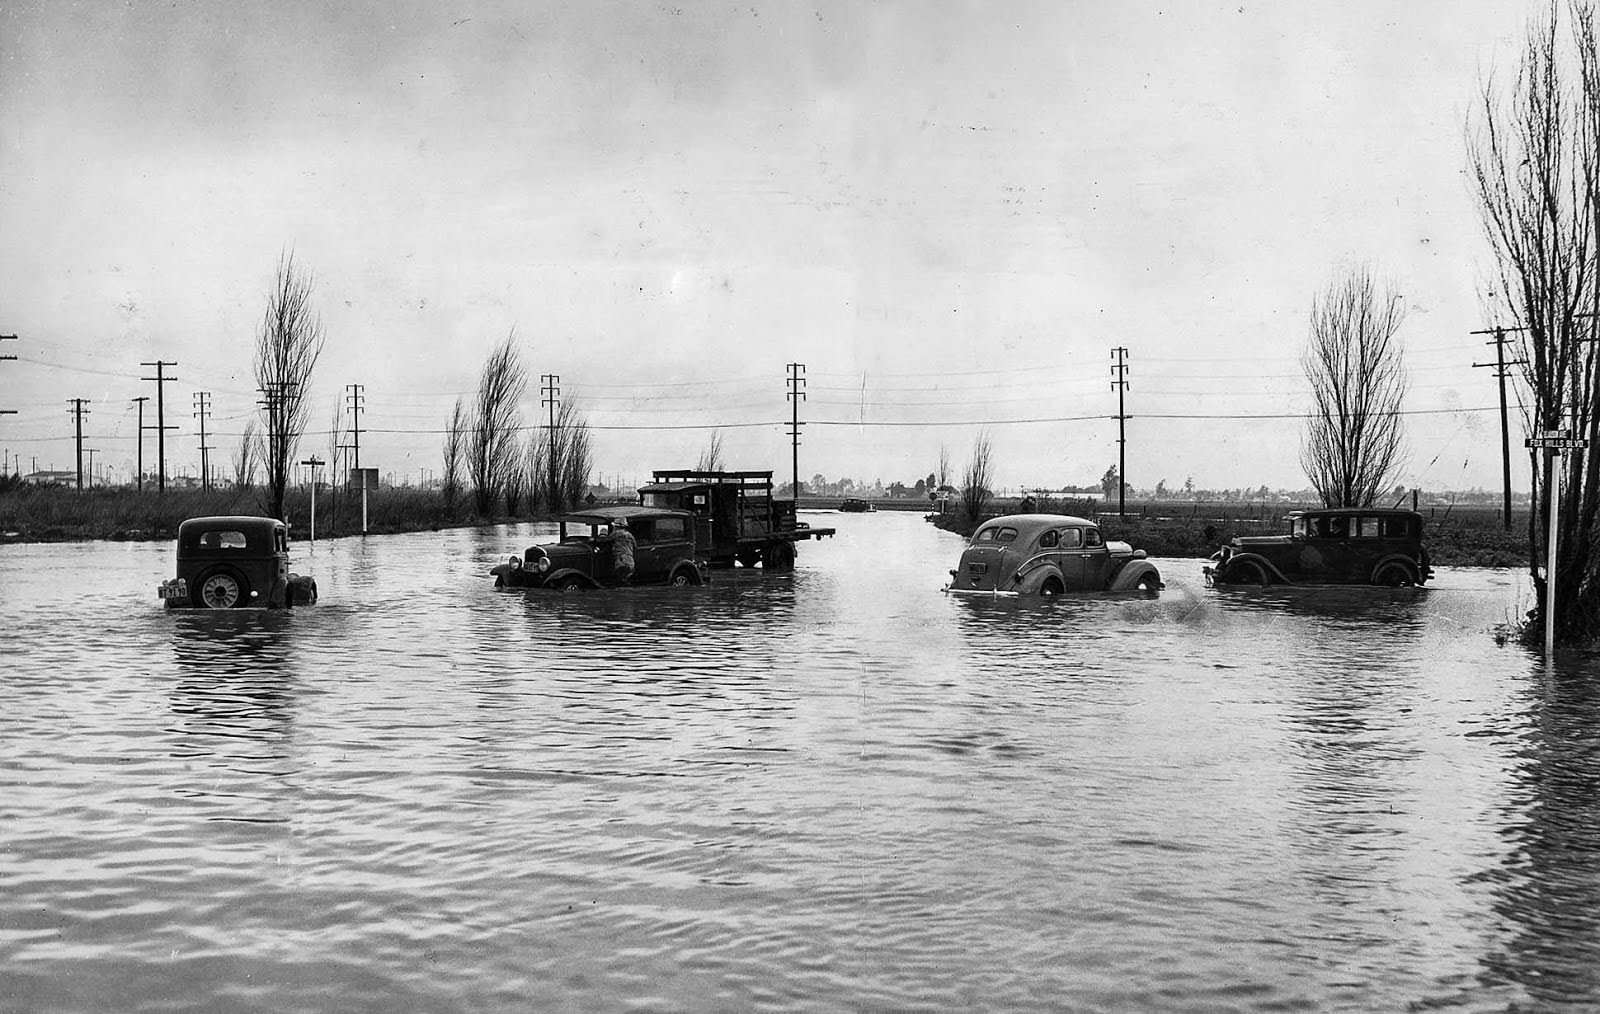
[670,568,701,587]
[1234,561,1271,587]
[737,552,761,569]
[765,541,796,571]
[1039,577,1064,596]
[1373,562,1415,587]
[194,567,249,608]
[1136,570,1162,591]
[553,576,585,592]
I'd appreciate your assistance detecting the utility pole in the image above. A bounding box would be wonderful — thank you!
[1,334,16,421]
[193,391,213,491]
[140,360,178,492]
[67,398,90,492]
[347,382,367,533]
[1111,347,1130,518]
[786,363,806,499]
[1471,326,1529,531]
[86,448,98,489]
[541,374,560,505]
[131,396,149,491]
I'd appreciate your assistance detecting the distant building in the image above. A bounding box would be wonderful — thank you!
[24,470,76,487]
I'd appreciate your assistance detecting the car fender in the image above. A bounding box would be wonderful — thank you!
[1219,552,1293,585]
[1109,559,1163,591]
[1013,561,1065,594]
[668,560,707,585]
[1369,553,1423,584]
[544,568,599,589]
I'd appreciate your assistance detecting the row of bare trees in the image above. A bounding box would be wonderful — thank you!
[1471,1,1600,644]
[439,333,593,518]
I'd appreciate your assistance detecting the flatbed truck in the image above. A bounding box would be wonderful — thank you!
[638,470,835,569]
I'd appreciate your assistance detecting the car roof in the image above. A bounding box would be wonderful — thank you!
[177,515,284,533]
[560,505,691,523]
[978,513,1097,531]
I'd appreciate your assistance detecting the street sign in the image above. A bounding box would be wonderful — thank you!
[350,467,379,491]
[1525,436,1589,450]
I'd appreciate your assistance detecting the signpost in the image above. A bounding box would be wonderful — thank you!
[350,467,378,535]
[1524,430,1589,657]
[301,455,325,552]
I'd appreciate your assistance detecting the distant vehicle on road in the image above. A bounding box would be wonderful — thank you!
[158,515,317,608]
[492,506,709,591]
[839,497,875,513]
[947,514,1162,595]
[637,470,834,569]
[1204,508,1432,587]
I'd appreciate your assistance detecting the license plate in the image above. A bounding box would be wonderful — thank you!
[159,580,188,600]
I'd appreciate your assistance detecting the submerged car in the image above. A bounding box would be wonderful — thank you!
[1204,508,1433,587]
[839,498,876,513]
[157,516,317,609]
[491,506,709,591]
[947,514,1163,594]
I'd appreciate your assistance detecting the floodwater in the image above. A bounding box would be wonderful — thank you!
[3,511,1598,1013]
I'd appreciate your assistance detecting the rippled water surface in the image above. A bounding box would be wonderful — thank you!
[5,511,1600,1012]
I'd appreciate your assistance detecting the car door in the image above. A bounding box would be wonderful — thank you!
[1054,527,1089,588]
[629,518,664,582]
[1079,526,1111,588]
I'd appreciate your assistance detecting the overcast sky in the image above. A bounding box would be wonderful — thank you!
[0,0,1544,495]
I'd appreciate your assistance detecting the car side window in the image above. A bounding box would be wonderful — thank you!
[1061,528,1083,549]
[1038,530,1059,549]
[630,519,655,543]
[1382,516,1410,538]
[1084,528,1104,548]
[995,527,1019,544]
[974,527,998,543]
[1327,516,1349,538]
[1357,517,1380,538]
[654,517,688,542]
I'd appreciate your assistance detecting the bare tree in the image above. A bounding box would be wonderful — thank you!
[937,444,951,490]
[1298,266,1409,508]
[504,432,529,515]
[232,419,257,490]
[467,333,527,516]
[696,429,726,472]
[521,429,547,513]
[327,401,346,535]
[442,395,467,515]
[1471,1,1600,643]
[253,252,326,520]
[538,399,593,513]
[959,431,995,530]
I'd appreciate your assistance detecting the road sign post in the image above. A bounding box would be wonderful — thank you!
[301,456,325,553]
[1525,431,1589,656]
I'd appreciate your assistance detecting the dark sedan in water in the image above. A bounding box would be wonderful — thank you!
[1204,507,1433,587]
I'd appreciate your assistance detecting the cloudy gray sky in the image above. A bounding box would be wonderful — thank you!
[0,0,1541,494]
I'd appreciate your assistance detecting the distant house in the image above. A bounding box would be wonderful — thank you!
[24,470,76,487]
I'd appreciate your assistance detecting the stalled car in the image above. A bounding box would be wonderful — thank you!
[157,516,317,609]
[947,514,1163,595]
[1204,508,1433,587]
[492,506,709,591]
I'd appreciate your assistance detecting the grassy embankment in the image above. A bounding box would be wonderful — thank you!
[0,484,498,543]
[924,496,1530,568]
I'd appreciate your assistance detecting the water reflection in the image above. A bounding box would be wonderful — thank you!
[166,612,299,777]
[1478,666,1600,1008]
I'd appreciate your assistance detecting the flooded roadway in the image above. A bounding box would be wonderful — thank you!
[3,511,1598,1013]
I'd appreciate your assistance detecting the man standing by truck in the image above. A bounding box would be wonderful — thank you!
[608,515,637,584]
